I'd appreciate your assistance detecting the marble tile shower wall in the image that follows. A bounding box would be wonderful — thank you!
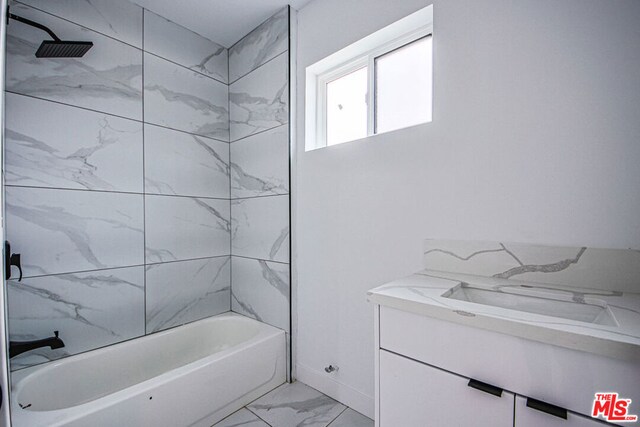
[228,8,291,338]
[4,0,232,370]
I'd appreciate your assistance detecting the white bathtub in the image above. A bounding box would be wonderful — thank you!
[10,312,286,427]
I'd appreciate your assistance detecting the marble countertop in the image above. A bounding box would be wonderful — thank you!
[368,269,640,361]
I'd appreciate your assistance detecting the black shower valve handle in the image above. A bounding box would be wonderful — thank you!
[5,241,23,282]
[10,253,23,282]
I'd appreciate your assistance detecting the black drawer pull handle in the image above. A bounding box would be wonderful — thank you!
[467,379,503,397]
[527,398,568,419]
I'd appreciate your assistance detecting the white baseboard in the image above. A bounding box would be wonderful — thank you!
[295,363,374,419]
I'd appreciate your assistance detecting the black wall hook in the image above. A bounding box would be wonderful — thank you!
[5,241,23,281]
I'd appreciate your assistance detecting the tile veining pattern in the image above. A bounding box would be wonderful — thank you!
[423,240,640,292]
[213,382,373,427]
[4,0,232,370]
[228,9,292,353]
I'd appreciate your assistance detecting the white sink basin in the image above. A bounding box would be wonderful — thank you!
[442,282,618,326]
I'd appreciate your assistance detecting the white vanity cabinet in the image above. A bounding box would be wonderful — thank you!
[380,350,515,427]
[374,306,635,427]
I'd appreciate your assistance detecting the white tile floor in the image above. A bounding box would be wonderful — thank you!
[213,381,374,427]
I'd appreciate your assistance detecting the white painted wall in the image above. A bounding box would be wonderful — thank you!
[293,0,640,417]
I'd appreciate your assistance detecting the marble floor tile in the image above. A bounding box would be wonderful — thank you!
[6,3,143,121]
[144,9,228,83]
[247,382,346,427]
[229,7,288,83]
[212,408,269,427]
[327,409,373,427]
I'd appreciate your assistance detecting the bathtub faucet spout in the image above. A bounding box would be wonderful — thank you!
[9,330,65,359]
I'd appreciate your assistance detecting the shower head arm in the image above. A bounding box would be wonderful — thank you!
[6,6,93,58]
[8,13,62,42]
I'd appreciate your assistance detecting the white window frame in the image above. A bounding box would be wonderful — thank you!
[316,57,368,148]
[305,5,433,151]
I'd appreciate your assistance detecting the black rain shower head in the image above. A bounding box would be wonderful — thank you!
[35,40,93,58]
[8,12,94,58]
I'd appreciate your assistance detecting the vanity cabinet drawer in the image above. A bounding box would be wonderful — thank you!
[379,306,639,418]
[380,350,515,427]
[515,396,620,427]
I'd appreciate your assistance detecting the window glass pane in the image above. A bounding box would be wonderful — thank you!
[375,36,432,134]
[326,67,368,146]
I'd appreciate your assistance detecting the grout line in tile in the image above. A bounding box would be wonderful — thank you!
[231,193,290,202]
[4,91,231,145]
[3,90,143,123]
[230,123,288,145]
[325,407,349,427]
[10,254,231,281]
[5,184,232,201]
[145,254,231,267]
[144,50,228,85]
[209,410,236,427]
[229,122,289,144]
[4,184,145,196]
[231,255,290,266]
[240,382,294,426]
[244,404,275,427]
[145,192,230,201]
[210,408,240,427]
[143,121,231,144]
[228,49,288,86]
[9,264,147,281]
